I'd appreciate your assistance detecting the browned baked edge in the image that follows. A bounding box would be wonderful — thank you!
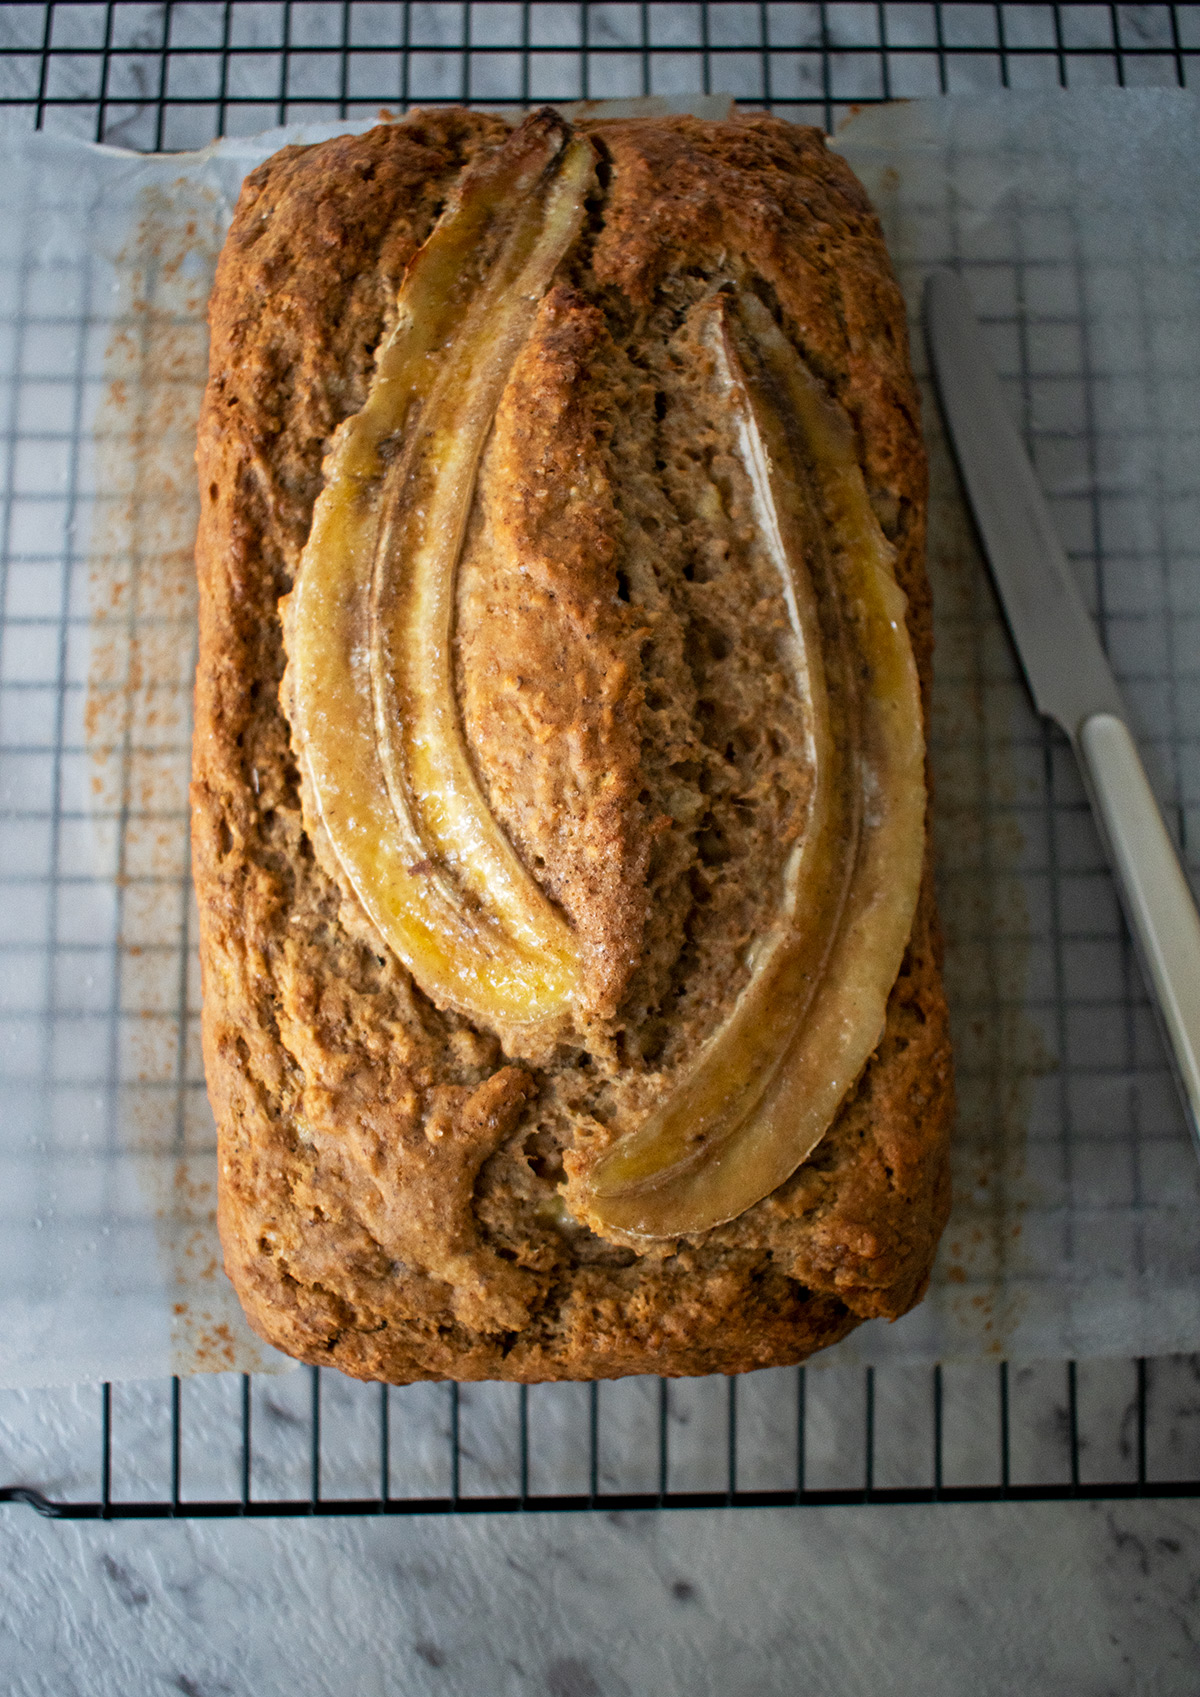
[191,108,954,1384]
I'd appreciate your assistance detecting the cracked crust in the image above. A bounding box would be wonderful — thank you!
[192,108,954,1383]
[457,282,648,1024]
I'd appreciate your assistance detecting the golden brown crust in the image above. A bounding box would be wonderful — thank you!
[193,108,953,1384]
[457,283,648,1019]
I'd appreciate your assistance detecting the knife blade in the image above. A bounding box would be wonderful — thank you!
[924,270,1200,1162]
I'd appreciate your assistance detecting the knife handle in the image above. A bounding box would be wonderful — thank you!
[1078,712,1200,1148]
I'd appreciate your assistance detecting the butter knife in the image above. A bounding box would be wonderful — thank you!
[925,271,1200,1159]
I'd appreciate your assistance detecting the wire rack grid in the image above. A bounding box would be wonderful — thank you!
[0,1,1195,148]
[2,1354,1200,1518]
[0,3,1199,1521]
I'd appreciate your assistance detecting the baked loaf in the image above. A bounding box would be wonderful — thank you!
[192,107,953,1383]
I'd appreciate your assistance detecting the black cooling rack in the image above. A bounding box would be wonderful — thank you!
[2,1356,1200,1518]
[0,1,1195,148]
[1,2,1199,1521]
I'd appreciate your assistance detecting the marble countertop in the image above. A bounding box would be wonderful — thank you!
[2,1498,1198,1694]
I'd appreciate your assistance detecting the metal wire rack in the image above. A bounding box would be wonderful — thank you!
[1,2,1200,1520]
[0,0,1194,148]
[1,1355,1200,1518]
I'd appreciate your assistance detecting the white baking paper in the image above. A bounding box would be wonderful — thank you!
[831,89,1200,1365]
[0,91,1198,1387]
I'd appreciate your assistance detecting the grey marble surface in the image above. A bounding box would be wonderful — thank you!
[1,1498,1199,1695]
[3,1357,1199,1692]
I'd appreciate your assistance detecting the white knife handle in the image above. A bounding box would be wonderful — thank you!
[1078,712,1200,1144]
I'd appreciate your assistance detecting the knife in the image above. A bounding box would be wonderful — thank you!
[924,270,1200,1161]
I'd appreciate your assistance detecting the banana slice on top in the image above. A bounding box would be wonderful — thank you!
[283,113,594,1038]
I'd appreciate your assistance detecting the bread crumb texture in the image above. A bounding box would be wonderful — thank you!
[192,109,953,1383]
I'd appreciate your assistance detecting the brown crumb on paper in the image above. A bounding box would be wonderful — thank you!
[922,386,1055,1354]
[86,177,274,1378]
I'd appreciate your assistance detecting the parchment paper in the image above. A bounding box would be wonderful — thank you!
[0,90,1197,1387]
[832,90,1200,1365]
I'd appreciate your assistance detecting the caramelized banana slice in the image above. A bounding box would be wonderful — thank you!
[571,291,926,1239]
[283,114,594,1033]
[370,137,595,976]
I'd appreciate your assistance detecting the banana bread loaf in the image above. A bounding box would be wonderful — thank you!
[191,106,953,1383]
